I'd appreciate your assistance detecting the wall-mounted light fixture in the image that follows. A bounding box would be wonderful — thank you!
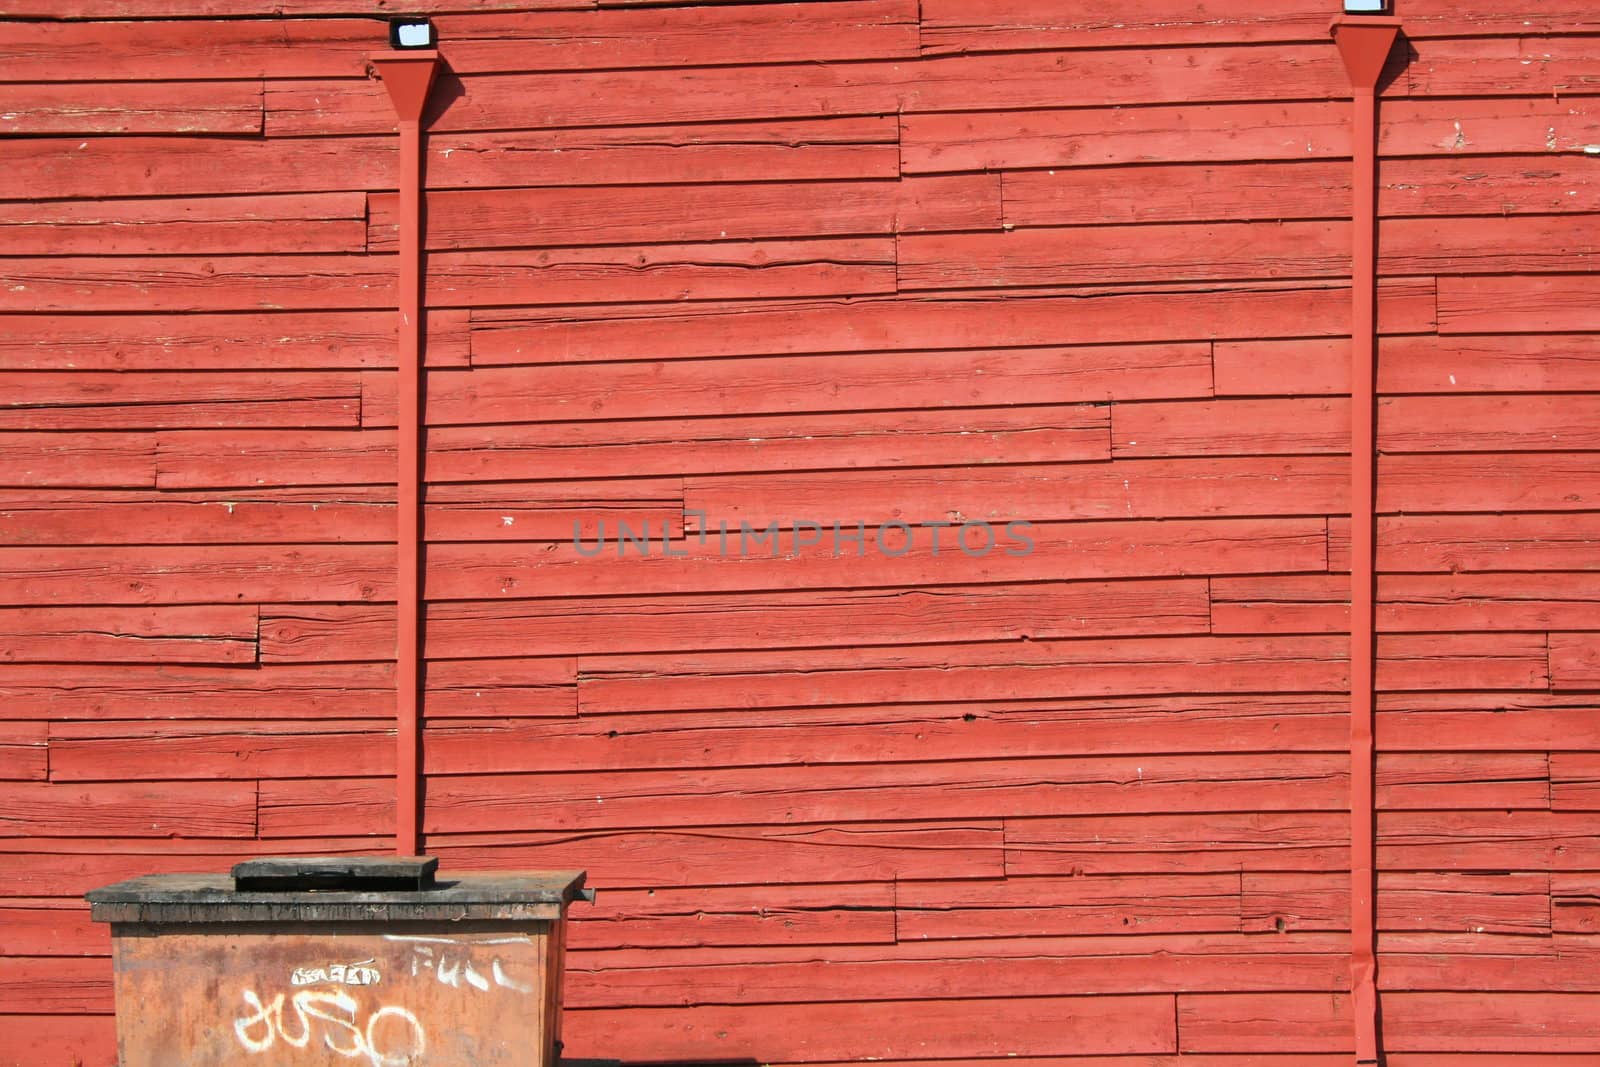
[388,17,437,50]
[1342,0,1392,13]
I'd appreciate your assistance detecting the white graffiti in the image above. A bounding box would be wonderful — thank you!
[383,934,536,996]
[232,988,425,1067]
[291,959,381,986]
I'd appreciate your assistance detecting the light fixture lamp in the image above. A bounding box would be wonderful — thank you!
[388,17,437,50]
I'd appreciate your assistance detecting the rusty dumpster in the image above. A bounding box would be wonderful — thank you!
[87,857,589,1067]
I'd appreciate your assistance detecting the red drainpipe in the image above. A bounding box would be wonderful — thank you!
[1331,14,1402,1065]
[372,52,440,858]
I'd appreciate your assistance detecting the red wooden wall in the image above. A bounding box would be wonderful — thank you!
[3,0,1600,1062]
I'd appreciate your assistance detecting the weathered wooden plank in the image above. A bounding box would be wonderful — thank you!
[1381,935,1600,993]
[462,344,1207,435]
[422,240,896,308]
[1378,751,1551,811]
[901,220,1348,291]
[0,135,395,201]
[369,175,998,252]
[904,97,1600,173]
[1379,694,1600,752]
[47,719,392,782]
[919,0,1331,53]
[425,517,1327,600]
[4,120,896,200]
[1003,157,1600,228]
[423,697,1342,777]
[1551,752,1600,810]
[1380,453,1600,513]
[0,1015,114,1067]
[0,836,391,897]
[393,350,1200,431]
[0,957,111,1015]
[0,605,257,664]
[686,457,1345,527]
[0,80,261,135]
[1216,333,1600,397]
[272,579,1209,662]
[1380,811,1600,871]
[562,934,1345,1008]
[0,433,154,488]
[0,721,47,781]
[1383,993,1600,1053]
[0,192,366,256]
[562,995,1177,1060]
[0,491,394,546]
[0,905,107,957]
[1178,993,1350,1053]
[1367,514,1600,574]
[1215,572,1600,634]
[896,873,1242,939]
[259,752,1349,837]
[1006,812,1347,876]
[375,355,1122,430]
[0,18,375,80]
[1439,273,1600,334]
[435,0,919,73]
[1553,874,1600,933]
[427,406,1111,480]
[444,580,1211,660]
[0,371,362,431]
[1113,398,1346,458]
[0,545,393,606]
[156,429,395,488]
[570,882,895,950]
[0,254,392,313]
[905,215,1599,293]
[0,310,469,372]
[423,117,899,190]
[265,45,1344,137]
[0,0,581,16]
[577,636,1353,714]
[1244,871,1551,934]
[0,662,378,721]
[422,658,579,719]
[471,279,1434,363]
[0,781,254,837]
[1006,160,1347,227]
[1408,36,1600,97]
[430,820,1005,889]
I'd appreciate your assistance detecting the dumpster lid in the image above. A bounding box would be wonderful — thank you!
[86,859,587,924]
[231,856,439,892]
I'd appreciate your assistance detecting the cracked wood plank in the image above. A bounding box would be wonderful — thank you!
[425,406,1110,479]
[0,605,256,664]
[46,719,393,782]
[685,456,1346,526]
[0,781,255,837]
[368,175,997,252]
[903,97,1600,173]
[422,517,1327,600]
[0,433,154,489]
[470,279,1434,363]
[1215,334,1600,396]
[264,46,1344,137]
[0,371,362,431]
[0,193,365,256]
[430,820,1005,888]
[0,311,468,371]
[420,696,1342,777]
[0,544,394,605]
[0,81,261,135]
